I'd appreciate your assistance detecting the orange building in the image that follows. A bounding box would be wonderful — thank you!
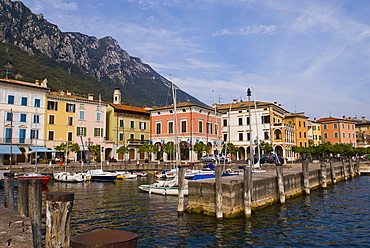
[284,112,309,147]
[316,117,357,146]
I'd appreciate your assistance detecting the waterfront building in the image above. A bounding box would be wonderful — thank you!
[316,116,357,146]
[45,91,111,162]
[284,112,309,147]
[217,100,295,161]
[307,120,322,146]
[0,78,49,163]
[355,116,370,148]
[106,88,150,161]
[149,102,221,162]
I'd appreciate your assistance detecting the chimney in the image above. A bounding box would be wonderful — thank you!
[343,115,346,119]
[35,80,39,85]
[88,94,94,101]
[314,117,317,121]
[233,99,237,103]
[362,116,366,122]
[66,90,72,96]
[274,101,277,104]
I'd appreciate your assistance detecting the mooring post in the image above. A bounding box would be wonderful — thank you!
[28,179,42,248]
[276,163,285,204]
[243,166,252,218]
[71,229,137,248]
[45,192,75,248]
[320,162,327,188]
[215,165,223,219]
[18,179,29,216]
[177,165,185,214]
[342,159,347,180]
[355,157,360,174]
[4,172,15,210]
[348,158,354,178]
[329,159,336,184]
[302,160,310,195]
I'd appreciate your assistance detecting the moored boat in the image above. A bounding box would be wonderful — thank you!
[53,172,86,182]
[17,172,51,185]
[88,169,117,181]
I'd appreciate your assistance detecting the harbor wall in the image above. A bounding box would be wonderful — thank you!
[186,162,357,218]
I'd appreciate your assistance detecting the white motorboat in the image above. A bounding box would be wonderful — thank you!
[53,172,87,182]
[116,171,138,179]
[138,176,188,196]
[87,169,117,181]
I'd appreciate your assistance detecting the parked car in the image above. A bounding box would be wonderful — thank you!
[200,154,219,163]
[218,154,231,162]
[251,153,284,164]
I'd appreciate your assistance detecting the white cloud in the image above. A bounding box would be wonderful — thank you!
[212,25,278,36]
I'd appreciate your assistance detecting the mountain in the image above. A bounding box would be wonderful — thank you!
[0,0,206,107]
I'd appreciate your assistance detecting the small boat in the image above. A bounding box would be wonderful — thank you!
[116,171,138,179]
[134,171,147,177]
[53,172,86,182]
[18,172,51,185]
[138,176,188,196]
[88,169,117,181]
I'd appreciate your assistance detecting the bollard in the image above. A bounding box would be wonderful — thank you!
[18,179,29,216]
[177,165,185,214]
[45,192,75,248]
[342,159,347,180]
[243,166,252,218]
[215,166,223,219]
[329,159,336,184]
[320,162,327,188]
[302,160,310,195]
[4,172,15,210]
[276,163,285,204]
[348,158,354,178]
[71,229,137,248]
[28,179,42,248]
[355,157,360,174]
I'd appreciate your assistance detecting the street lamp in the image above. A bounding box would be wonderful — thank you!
[247,88,253,168]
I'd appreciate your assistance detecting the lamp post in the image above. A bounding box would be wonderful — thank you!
[247,88,253,168]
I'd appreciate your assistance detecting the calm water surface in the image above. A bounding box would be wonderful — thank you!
[3,176,370,247]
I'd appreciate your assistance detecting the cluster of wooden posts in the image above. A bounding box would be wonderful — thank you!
[3,173,137,248]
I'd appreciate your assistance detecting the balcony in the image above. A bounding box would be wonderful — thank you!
[127,139,148,145]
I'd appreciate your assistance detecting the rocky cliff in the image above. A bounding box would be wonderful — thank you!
[0,0,205,107]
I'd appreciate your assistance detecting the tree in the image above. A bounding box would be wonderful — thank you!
[88,144,104,162]
[191,142,208,159]
[222,143,240,159]
[260,141,273,154]
[162,142,176,161]
[138,143,157,161]
[54,141,81,163]
[116,145,130,163]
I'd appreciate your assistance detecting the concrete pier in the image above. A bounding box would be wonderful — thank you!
[186,161,366,218]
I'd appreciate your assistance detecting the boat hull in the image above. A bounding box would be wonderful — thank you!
[53,172,86,182]
[138,184,188,196]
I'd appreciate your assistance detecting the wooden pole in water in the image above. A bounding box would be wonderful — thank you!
[342,159,347,180]
[302,160,310,195]
[17,179,29,216]
[320,162,327,188]
[45,192,75,248]
[243,166,252,218]
[355,157,360,175]
[28,179,42,248]
[329,159,336,184]
[177,165,185,214]
[276,163,285,204]
[348,158,354,178]
[215,165,223,219]
[4,172,15,210]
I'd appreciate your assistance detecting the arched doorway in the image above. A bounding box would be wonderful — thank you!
[180,141,189,160]
[129,149,135,160]
[239,147,246,160]
[105,148,112,161]
[18,148,26,162]
[155,142,163,160]
[275,145,283,157]
[165,142,175,161]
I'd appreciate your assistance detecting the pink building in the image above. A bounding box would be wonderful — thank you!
[150,102,222,162]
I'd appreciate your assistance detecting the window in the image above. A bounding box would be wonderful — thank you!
[298,121,301,127]
[6,112,12,121]
[348,124,350,129]
[30,129,39,139]
[119,119,124,128]
[5,128,11,143]
[313,135,317,140]
[264,131,269,140]
[19,129,26,143]
[47,101,58,110]
[119,133,124,141]
[34,99,41,107]
[303,122,306,128]
[334,123,338,129]
[323,124,327,130]
[33,115,40,123]
[324,133,328,139]
[96,112,101,122]
[140,134,145,140]
[342,123,344,129]
[334,132,338,138]
[348,133,351,138]
[238,117,243,125]
[130,134,134,140]
[352,125,355,130]
[299,132,302,138]
[68,116,73,126]
[67,132,73,141]
[21,97,27,106]
[239,133,243,141]
[262,115,270,124]
[76,127,86,136]
[79,111,85,120]
[156,123,161,134]
[66,103,76,113]
[304,132,306,138]
[300,142,303,147]
[223,119,227,126]
[8,95,14,104]
[48,131,54,140]
[20,113,27,122]
[215,124,218,135]
[49,115,55,124]
[246,117,250,125]
[130,120,135,128]
[207,122,212,134]
[140,122,146,130]
[247,132,251,141]
[343,133,345,138]
[80,104,84,109]
[94,128,103,137]
[181,120,187,133]
[318,126,320,131]
[223,133,227,142]
[168,122,174,134]
[312,126,316,131]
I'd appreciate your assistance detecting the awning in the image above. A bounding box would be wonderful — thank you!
[0,145,22,155]
[29,146,56,153]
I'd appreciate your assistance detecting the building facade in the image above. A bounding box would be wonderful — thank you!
[316,117,357,146]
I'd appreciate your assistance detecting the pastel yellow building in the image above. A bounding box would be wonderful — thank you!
[284,112,309,147]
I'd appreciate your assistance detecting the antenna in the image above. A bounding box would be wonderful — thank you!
[329,110,331,117]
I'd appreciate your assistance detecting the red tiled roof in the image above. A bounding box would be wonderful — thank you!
[111,104,149,114]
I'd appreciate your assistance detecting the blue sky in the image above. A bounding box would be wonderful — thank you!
[18,0,370,120]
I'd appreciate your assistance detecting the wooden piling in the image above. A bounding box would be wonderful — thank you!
[342,159,347,180]
[4,172,15,210]
[276,163,285,204]
[302,160,310,195]
[18,179,29,216]
[329,159,336,184]
[71,229,137,248]
[355,157,360,174]
[177,165,185,214]
[28,179,42,248]
[215,165,223,219]
[320,162,327,188]
[243,166,252,218]
[348,158,354,178]
[45,192,75,248]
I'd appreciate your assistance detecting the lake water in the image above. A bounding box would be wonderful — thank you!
[2,175,370,247]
